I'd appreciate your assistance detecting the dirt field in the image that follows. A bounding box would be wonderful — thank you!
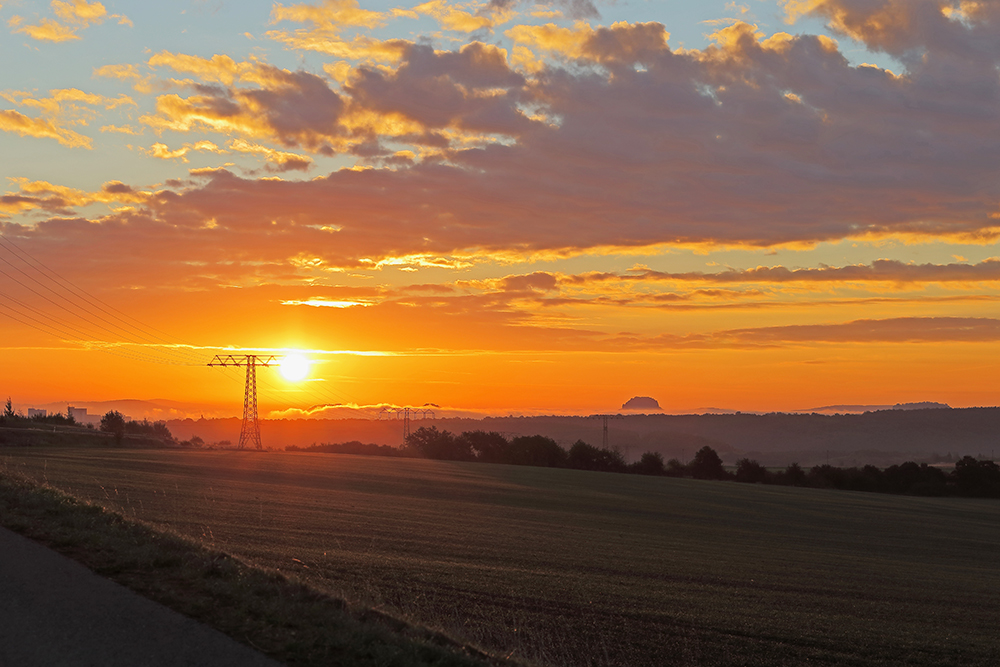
[3,447,998,666]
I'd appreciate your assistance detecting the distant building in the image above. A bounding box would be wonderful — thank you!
[67,406,101,426]
[27,408,47,418]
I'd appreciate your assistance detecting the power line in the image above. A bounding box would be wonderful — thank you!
[0,231,386,419]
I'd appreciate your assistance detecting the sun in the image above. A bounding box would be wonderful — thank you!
[279,353,310,382]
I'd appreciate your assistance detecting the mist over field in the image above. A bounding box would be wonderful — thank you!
[160,407,1000,467]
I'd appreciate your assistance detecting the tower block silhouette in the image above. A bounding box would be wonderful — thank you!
[208,354,276,449]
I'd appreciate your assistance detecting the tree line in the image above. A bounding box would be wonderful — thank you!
[290,426,1000,498]
[98,410,173,445]
[1,397,76,426]
[1,400,177,447]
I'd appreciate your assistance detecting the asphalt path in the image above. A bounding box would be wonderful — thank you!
[0,527,282,667]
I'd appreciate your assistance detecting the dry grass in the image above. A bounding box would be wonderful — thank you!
[0,465,509,667]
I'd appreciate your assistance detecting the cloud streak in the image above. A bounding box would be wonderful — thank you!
[615,317,1000,349]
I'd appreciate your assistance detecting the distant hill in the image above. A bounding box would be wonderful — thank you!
[802,402,951,414]
[28,399,232,422]
[621,396,661,411]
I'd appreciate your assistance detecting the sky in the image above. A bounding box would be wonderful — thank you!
[3,0,1000,419]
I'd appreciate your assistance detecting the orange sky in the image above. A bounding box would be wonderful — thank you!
[3,0,1000,418]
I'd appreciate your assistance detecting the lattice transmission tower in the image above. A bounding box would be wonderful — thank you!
[208,354,276,449]
[588,413,624,449]
[377,406,436,445]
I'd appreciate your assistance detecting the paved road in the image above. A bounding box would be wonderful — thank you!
[0,527,282,667]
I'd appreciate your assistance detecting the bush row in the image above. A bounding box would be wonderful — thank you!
[292,426,1000,498]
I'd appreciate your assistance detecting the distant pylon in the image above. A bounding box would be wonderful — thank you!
[377,404,435,445]
[588,413,624,449]
[208,354,276,449]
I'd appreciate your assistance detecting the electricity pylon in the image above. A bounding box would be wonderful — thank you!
[588,413,624,449]
[377,405,435,445]
[208,354,276,449]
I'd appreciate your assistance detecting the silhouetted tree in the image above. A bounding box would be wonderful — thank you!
[631,451,666,476]
[879,461,945,496]
[847,465,884,493]
[568,440,600,469]
[664,458,686,477]
[406,426,474,461]
[100,410,126,446]
[459,430,510,463]
[3,397,15,420]
[566,441,627,472]
[29,411,74,426]
[808,464,850,489]
[953,456,1000,497]
[507,435,567,467]
[735,458,768,484]
[689,446,727,480]
[779,462,806,486]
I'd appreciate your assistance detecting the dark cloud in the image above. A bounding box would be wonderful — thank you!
[616,259,1000,284]
[21,10,1000,274]
[793,0,1000,62]
[488,0,600,20]
[239,67,345,149]
[101,181,136,195]
[500,272,559,292]
[346,43,529,134]
[617,317,1000,349]
[723,316,1000,344]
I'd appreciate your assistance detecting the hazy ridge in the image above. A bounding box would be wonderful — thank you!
[163,407,1000,467]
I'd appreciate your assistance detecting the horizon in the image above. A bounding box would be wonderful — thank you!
[8,395,968,423]
[4,1,1000,413]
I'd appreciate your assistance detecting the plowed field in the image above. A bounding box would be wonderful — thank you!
[3,447,998,666]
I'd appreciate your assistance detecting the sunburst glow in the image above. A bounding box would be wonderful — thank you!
[279,353,310,382]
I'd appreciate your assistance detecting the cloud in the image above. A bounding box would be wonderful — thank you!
[411,0,506,33]
[139,43,530,157]
[489,0,599,21]
[270,0,392,31]
[52,0,106,25]
[99,124,141,135]
[228,139,313,172]
[345,42,528,135]
[140,66,347,152]
[147,52,262,87]
[14,16,79,41]
[499,271,559,292]
[781,0,1000,61]
[93,63,155,93]
[11,0,129,42]
[0,88,133,148]
[613,317,1000,349]
[0,109,92,147]
[598,259,1000,286]
[718,316,1000,345]
[0,178,150,217]
[143,141,226,162]
[14,8,1000,273]
[280,298,371,308]
[266,0,413,62]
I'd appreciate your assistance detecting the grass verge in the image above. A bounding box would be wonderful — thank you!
[0,470,510,667]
